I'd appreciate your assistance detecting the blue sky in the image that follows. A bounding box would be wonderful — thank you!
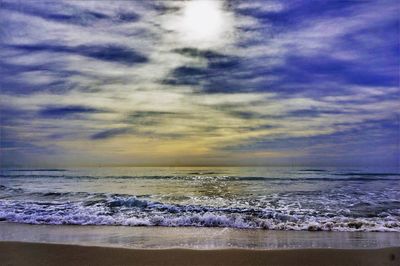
[0,0,399,167]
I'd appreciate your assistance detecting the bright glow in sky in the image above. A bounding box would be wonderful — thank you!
[0,0,399,167]
[180,1,224,41]
[168,0,234,48]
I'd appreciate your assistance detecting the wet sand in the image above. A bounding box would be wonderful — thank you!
[1,241,399,266]
[1,222,400,249]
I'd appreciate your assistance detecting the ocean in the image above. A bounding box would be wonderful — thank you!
[0,167,399,232]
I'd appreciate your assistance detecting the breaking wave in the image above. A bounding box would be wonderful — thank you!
[0,185,399,232]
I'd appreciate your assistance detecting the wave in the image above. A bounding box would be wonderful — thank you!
[0,199,398,232]
[0,185,399,232]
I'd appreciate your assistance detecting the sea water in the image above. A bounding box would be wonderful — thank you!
[0,167,399,232]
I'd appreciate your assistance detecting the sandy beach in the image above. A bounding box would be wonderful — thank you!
[1,223,399,265]
[0,222,399,265]
[1,241,399,266]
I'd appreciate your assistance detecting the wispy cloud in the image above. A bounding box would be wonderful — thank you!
[90,127,132,140]
[0,0,398,166]
[38,105,106,118]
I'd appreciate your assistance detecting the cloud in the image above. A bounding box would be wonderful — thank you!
[0,1,141,26]
[1,1,107,25]
[163,48,244,93]
[90,128,132,140]
[38,105,105,118]
[0,0,398,166]
[10,44,148,66]
[124,111,189,126]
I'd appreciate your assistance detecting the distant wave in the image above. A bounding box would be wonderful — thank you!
[299,169,328,172]
[335,172,400,176]
[2,169,67,172]
[1,174,399,182]
[187,172,223,175]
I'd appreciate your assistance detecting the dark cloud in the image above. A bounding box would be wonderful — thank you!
[233,0,366,29]
[163,47,242,92]
[167,32,398,94]
[163,1,398,96]
[90,128,132,140]
[228,111,261,120]
[0,106,33,126]
[148,2,181,14]
[78,45,148,65]
[116,12,140,22]
[0,42,148,96]
[1,1,141,25]
[0,59,81,95]
[10,44,148,66]
[225,108,345,121]
[285,109,342,118]
[163,66,208,86]
[226,109,339,120]
[0,126,58,157]
[125,111,189,126]
[0,1,109,26]
[173,47,240,69]
[129,111,182,118]
[38,105,104,118]
[164,50,279,94]
[229,117,400,151]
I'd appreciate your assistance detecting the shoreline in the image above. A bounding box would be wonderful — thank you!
[1,222,400,250]
[1,241,399,266]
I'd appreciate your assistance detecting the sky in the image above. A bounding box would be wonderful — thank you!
[0,0,399,167]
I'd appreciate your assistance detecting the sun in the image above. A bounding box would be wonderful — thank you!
[181,1,224,41]
[171,0,234,48]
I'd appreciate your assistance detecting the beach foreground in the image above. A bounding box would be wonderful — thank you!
[1,241,399,266]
